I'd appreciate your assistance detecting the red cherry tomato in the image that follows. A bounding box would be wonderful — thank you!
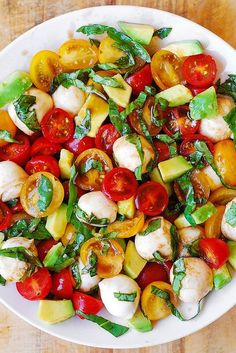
[135,181,169,216]
[51,268,74,299]
[63,180,85,201]
[16,268,52,300]
[199,238,229,269]
[25,155,60,177]
[0,132,30,166]
[182,54,217,88]
[180,134,214,157]
[126,64,153,95]
[185,84,210,96]
[72,291,103,318]
[154,141,170,163]
[102,167,138,201]
[31,136,61,156]
[0,201,12,231]
[37,239,58,261]
[163,260,173,279]
[163,105,200,137]
[136,263,168,290]
[10,200,24,214]
[41,108,74,143]
[64,136,95,157]
[95,124,120,156]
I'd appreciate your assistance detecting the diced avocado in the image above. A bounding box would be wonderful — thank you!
[59,149,74,179]
[189,86,218,120]
[75,94,109,137]
[213,264,231,290]
[163,40,204,57]
[118,21,154,45]
[117,197,135,219]
[116,238,126,252]
[38,300,75,324]
[124,240,147,279]
[227,241,236,270]
[149,167,172,196]
[0,71,32,108]
[128,307,153,333]
[46,203,68,241]
[174,202,217,228]
[103,74,132,108]
[158,155,192,183]
[43,242,65,267]
[155,84,193,107]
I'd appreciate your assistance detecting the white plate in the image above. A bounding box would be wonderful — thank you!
[0,5,235,349]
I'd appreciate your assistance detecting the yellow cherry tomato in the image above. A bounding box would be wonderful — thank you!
[98,37,126,64]
[191,169,210,202]
[20,172,64,217]
[141,281,178,320]
[86,70,117,94]
[209,186,236,205]
[214,140,236,186]
[61,223,76,246]
[75,148,113,191]
[205,205,225,238]
[0,110,17,147]
[144,36,160,57]
[151,49,182,90]
[58,39,98,71]
[80,237,125,278]
[30,50,63,92]
[107,211,145,238]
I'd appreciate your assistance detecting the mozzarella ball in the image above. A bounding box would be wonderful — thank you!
[77,258,101,292]
[199,96,235,143]
[202,165,222,191]
[221,197,236,240]
[77,191,117,226]
[52,85,85,116]
[170,257,213,303]
[178,226,204,257]
[113,134,155,174]
[8,88,53,135]
[0,161,28,202]
[0,237,37,282]
[135,217,173,261]
[99,274,140,319]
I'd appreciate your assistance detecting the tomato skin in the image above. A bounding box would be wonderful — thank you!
[95,124,120,156]
[72,291,103,318]
[16,268,52,300]
[10,200,24,214]
[136,263,168,290]
[64,136,95,157]
[199,238,229,269]
[31,137,61,157]
[154,141,170,163]
[186,84,211,96]
[182,54,217,88]
[163,261,173,279]
[102,167,138,201]
[180,134,214,157]
[135,181,169,216]
[0,133,30,166]
[25,155,60,178]
[0,110,17,147]
[41,108,74,144]
[163,106,200,137]
[51,268,74,299]
[126,64,153,95]
[0,201,12,231]
[214,140,236,187]
[37,239,58,261]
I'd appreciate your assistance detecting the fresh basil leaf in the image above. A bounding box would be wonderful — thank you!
[172,258,186,295]
[126,134,144,180]
[74,109,91,139]
[95,63,119,70]
[120,92,147,120]
[170,225,179,261]
[76,310,129,337]
[177,172,196,226]
[89,70,123,88]
[112,42,135,69]
[189,150,205,169]
[50,68,91,93]
[13,95,39,132]
[217,74,236,102]
[89,38,100,47]
[70,262,81,289]
[144,86,157,96]
[70,209,93,241]
[37,175,53,212]
[76,205,109,226]
[6,199,18,207]
[67,165,78,222]
[0,274,6,286]
[77,24,110,35]
[81,251,97,277]
[137,110,153,146]
[153,27,172,39]
[116,213,126,222]
[0,130,18,143]
[100,239,110,256]
[4,218,51,240]
[155,96,169,111]
[98,227,118,239]
[0,246,42,267]
[139,218,161,236]
[79,158,103,175]
[62,78,107,101]
[185,239,200,257]
[224,107,236,146]
[108,99,132,135]
[114,291,137,302]
[225,201,236,227]
[153,251,165,263]
[156,133,180,143]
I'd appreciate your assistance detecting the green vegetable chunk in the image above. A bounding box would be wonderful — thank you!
[114,291,137,302]
[118,21,154,45]
[189,86,218,120]
[13,95,40,132]
[37,175,53,212]
[217,74,236,102]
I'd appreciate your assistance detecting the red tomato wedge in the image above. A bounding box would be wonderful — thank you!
[51,268,74,299]
[16,268,52,300]
[25,155,60,177]
[10,200,24,214]
[41,108,74,143]
[154,141,170,163]
[72,291,103,318]
[135,181,169,216]
[136,263,168,290]
[182,54,217,88]
[37,239,58,261]
[64,136,95,157]
[126,64,153,95]
[0,133,30,166]
[31,136,61,156]
[95,124,120,156]
[102,167,138,201]
[0,201,12,231]
[199,238,229,269]
[180,134,214,157]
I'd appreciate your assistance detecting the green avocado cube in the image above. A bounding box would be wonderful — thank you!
[155,84,193,107]
[118,21,154,45]
[189,86,218,120]
[128,307,153,333]
[46,203,68,241]
[163,40,204,57]
[213,264,231,290]
[124,240,147,279]
[174,202,217,228]
[227,241,236,270]
[38,300,75,324]
[158,155,192,183]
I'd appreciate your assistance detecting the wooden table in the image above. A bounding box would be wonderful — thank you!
[0,1,236,352]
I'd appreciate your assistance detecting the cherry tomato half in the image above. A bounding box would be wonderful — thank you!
[51,268,74,299]
[154,141,170,163]
[199,238,229,269]
[37,239,58,261]
[180,134,214,157]
[0,132,30,166]
[41,108,74,144]
[185,84,211,96]
[72,291,103,318]
[25,155,60,178]
[126,64,153,95]
[16,268,52,300]
[64,136,95,157]
[102,167,138,201]
[95,124,120,156]
[163,106,200,137]
[31,137,61,157]
[135,181,169,216]
[0,110,17,147]
[10,200,24,214]
[0,201,12,231]
[182,54,217,88]
[136,263,168,290]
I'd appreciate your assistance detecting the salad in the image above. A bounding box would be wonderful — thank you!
[0,20,236,337]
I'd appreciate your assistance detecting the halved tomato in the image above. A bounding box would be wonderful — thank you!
[64,136,95,157]
[107,211,145,238]
[0,201,12,231]
[199,238,229,269]
[31,137,61,156]
[25,155,60,178]
[0,110,17,147]
[95,124,120,156]
[0,132,31,166]
[180,134,214,157]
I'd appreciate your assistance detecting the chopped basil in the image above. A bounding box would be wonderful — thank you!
[70,208,93,241]
[116,213,126,222]
[172,258,186,295]
[62,78,107,101]
[224,107,236,147]
[126,134,144,180]
[37,175,53,212]
[0,246,42,268]
[120,92,147,120]
[50,68,91,93]
[170,225,179,261]
[89,70,123,88]
[217,74,236,102]
[76,310,129,337]
[0,130,18,143]
[98,227,118,239]
[4,218,51,240]
[79,158,103,175]
[76,205,109,226]
[225,201,236,227]
[114,291,137,302]
[67,165,78,222]
[155,96,169,111]
[189,150,205,169]
[153,27,172,39]
[185,239,200,257]
[139,218,161,236]
[89,38,100,47]
[108,99,132,135]
[74,109,91,139]
[81,251,97,277]
[0,274,6,286]
[177,172,196,226]
[70,262,81,289]
[100,239,110,256]
[144,86,157,96]
[6,199,18,207]
[137,110,153,146]
[153,251,165,263]
[155,134,178,158]
[13,95,40,132]
[95,63,120,71]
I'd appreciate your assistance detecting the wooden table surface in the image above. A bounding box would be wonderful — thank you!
[0,0,236,352]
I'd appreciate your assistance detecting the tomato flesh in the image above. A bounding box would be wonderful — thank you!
[64,136,95,157]
[72,291,103,318]
[10,200,24,214]
[0,201,12,231]
[180,134,214,157]
[0,133,30,166]
[95,124,120,156]
[37,239,58,261]
[163,106,200,137]
[154,141,170,163]
[31,137,61,156]
[25,155,60,178]
[136,263,168,290]
[126,64,153,95]
[199,238,229,269]
[51,268,74,299]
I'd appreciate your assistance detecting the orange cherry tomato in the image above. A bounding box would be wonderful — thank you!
[106,211,145,238]
[209,186,236,205]
[98,37,125,64]
[214,140,236,186]
[0,110,17,147]
[205,205,225,238]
